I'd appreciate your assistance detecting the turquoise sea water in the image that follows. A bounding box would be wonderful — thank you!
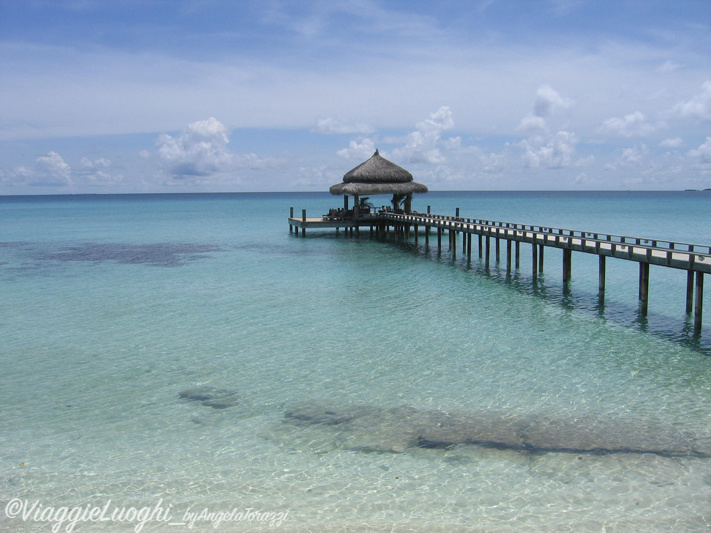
[1,191,711,532]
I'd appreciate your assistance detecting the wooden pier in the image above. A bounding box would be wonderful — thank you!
[289,207,710,333]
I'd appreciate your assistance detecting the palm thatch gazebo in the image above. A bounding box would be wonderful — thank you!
[329,150,428,217]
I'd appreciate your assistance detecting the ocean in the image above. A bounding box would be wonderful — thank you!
[1,191,710,532]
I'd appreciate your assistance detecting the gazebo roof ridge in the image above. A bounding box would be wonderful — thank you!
[329,149,428,199]
[342,149,414,184]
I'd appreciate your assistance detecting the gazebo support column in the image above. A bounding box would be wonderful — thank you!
[404,194,412,214]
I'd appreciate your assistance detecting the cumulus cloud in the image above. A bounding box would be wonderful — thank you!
[687,137,711,164]
[480,152,506,174]
[521,131,578,169]
[337,138,377,160]
[156,117,233,178]
[517,115,547,132]
[660,137,683,148]
[316,117,374,135]
[76,156,122,185]
[392,106,454,164]
[80,157,111,168]
[533,85,572,118]
[605,144,649,170]
[518,85,571,131]
[672,81,711,123]
[600,111,660,137]
[28,151,72,186]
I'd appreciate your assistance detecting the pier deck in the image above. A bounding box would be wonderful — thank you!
[288,209,710,333]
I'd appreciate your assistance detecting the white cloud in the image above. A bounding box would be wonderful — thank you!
[234,152,279,170]
[80,156,111,168]
[687,137,711,164]
[532,85,572,118]
[442,136,481,154]
[518,85,571,132]
[672,81,711,123]
[660,137,683,148]
[600,111,660,137]
[156,117,233,178]
[337,138,377,160]
[392,106,454,164]
[31,151,72,186]
[575,155,595,167]
[620,144,649,165]
[517,115,547,132]
[520,131,577,169]
[658,60,681,73]
[480,152,506,174]
[315,117,374,135]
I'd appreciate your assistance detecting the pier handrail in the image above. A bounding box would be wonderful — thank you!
[390,212,711,256]
[289,205,709,331]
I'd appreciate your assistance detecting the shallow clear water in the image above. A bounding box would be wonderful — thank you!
[1,192,711,532]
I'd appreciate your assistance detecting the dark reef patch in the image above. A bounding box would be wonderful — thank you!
[284,402,711,458]
[32,242,223,267]
[179,386,239,409]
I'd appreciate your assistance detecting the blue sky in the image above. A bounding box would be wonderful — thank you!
[1,0,710,194]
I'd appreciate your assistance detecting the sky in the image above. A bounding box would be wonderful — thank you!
[1,0,710,194]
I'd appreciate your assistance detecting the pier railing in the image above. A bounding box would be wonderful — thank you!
[390,213,711,273]
[289,206,708,333]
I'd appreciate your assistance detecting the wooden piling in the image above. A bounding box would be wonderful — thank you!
[563,249,572,285]
[437,227,442,254]
[301,209,306,237]
[639,262,650,315]
[599,255,606,301]
[695,272,704,332]
[506,240,512,272]
[289,207,294,232]
[532,243,538,279]
[686,271,694,315]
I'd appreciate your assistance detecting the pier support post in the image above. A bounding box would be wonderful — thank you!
[695,272,704,333]
[463,229,467,255]
[485,235,491,266]
[496,237,500,263]
[563,249,572,286]
[414,225,418,244]
[686,271,694,315]
[437,227,442,254]
[506,240,512,273]
[598,256,606,302]
[478,235,483,259]
[289,207,294,233]
[639,262,650,315]
[515,241,520,269]
[301,209,306,237]
[539,245,545,273]
[425,224,429,246]
[532,243,538,279]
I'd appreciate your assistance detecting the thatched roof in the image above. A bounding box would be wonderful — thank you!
[330,150,428,196]
[343,149,412,183]
[329,181,428,196]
